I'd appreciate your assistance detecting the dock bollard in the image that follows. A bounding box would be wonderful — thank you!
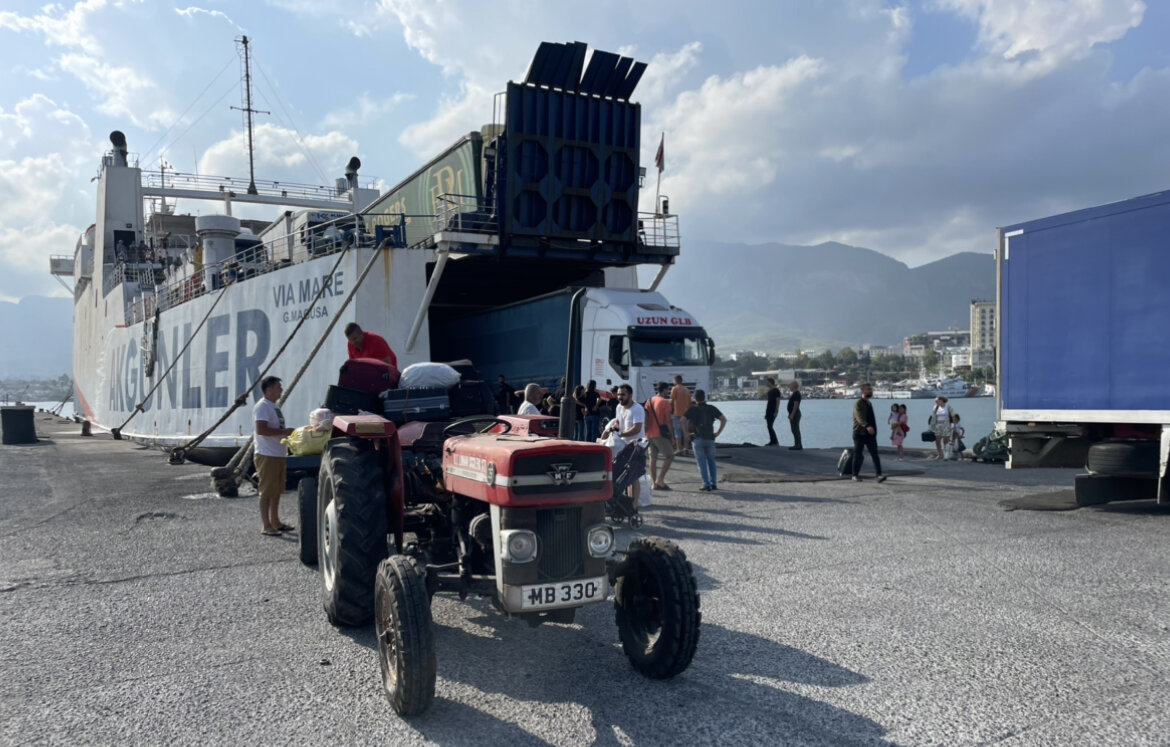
[80,420,92,437]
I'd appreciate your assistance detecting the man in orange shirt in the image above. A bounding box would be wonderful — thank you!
[643,382,676,490]
[344,322,397,368]
[670,374,692,455]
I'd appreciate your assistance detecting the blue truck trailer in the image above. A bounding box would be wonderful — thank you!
[997,190,1170,505]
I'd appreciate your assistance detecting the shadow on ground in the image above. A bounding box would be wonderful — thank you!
[406,601,893,746]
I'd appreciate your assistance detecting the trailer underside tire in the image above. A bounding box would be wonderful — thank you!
[614,537,701,679]
[374,554,436,716]
[297,476,319,566]
[1074,473,1158,507]
[318,440,389,627]
[1085,441,1160,478]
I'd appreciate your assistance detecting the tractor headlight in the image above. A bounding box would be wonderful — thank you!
[587,524,615,557]
[500,529,538,563]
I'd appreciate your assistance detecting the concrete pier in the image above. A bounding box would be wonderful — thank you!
[2,413,1167,744]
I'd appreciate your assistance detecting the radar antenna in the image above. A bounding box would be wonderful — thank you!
[231,36,269,195]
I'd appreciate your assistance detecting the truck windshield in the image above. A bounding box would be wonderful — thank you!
[630,335,709,367]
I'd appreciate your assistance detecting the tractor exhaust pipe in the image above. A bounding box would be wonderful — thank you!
[558,288,587,440]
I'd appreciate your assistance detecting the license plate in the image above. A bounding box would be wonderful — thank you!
[520,576,607,610]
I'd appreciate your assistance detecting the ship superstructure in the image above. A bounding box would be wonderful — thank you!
[50,41,700,461]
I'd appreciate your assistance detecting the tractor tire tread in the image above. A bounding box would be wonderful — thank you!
[615,536,701,679]
[297,476,319,566]
[321,441,389,627]
[376,555,436,716]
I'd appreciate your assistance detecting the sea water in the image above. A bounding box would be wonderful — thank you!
[707,397,997,450]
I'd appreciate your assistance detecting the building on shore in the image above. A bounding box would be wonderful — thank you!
[970,299,996,368]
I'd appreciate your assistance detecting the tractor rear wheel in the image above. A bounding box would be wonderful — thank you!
[614,537,700,679]
[318,439,389,627]
[375,554,436,716]
[297,476,318,566]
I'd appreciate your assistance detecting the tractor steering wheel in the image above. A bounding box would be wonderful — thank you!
[443,416,512,438]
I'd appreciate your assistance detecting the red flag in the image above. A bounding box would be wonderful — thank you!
[654,133,664,173]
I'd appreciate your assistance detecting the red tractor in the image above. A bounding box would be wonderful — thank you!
[298,409,701,716]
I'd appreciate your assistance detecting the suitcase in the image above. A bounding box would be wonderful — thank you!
[837,448,854,476]
[339,358,400,394]
[382,386,451,424]
[324,385,380,416]
[448,380,498,418]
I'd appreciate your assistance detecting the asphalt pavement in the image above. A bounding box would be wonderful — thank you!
[2,413,1168,746]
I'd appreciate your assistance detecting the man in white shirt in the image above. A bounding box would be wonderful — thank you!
[605,383,645,441]
[603,384,645,504]
[517,383,543,416]
[254,376,294,536]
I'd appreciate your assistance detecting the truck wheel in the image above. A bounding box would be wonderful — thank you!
[297,477,319,566]
[318,440,389,627]
[614,537,701,679]
[1085,441,1160,478]
[375,555,436,716]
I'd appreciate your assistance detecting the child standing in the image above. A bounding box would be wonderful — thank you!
[949,413,966,460]
[889,403,906,461]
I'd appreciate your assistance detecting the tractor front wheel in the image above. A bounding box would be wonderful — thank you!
[297,476,318,566]
[375,554,436,716]
[614,537,700,679]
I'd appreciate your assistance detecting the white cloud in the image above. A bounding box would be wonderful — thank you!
[936,0,1145,70]
[633,42,704,109]
[175,6,244,32]
[647,56,826,202]
[0,96,94,302]
[198,122,359,181]
[319,92,414,130]
[56,53,173,129]
[0,0,109,54]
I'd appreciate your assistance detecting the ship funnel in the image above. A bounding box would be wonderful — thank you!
[345,156,361,190]
[110,130,128,167]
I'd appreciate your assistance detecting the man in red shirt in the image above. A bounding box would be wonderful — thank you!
[344,322,397,368]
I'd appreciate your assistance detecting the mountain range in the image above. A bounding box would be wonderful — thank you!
[0,242,995,379]
[655,241,996,353]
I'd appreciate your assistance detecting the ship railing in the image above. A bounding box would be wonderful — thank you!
[119,212,399,315]
[141,170,378,202]
[637,212,680,250]
[435,193,498,236]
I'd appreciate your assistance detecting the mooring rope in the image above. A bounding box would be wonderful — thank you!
[173,239,390,467]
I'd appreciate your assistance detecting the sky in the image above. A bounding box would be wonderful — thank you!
[1,0,1168,304]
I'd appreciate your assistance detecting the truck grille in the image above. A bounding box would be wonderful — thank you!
[536,506,583,581]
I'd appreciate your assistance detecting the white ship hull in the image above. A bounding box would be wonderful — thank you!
[73,248,429,452]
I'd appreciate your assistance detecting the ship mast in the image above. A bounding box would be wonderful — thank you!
[231,36,268,196]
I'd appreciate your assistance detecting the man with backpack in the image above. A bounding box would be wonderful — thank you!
[643,382,676,491]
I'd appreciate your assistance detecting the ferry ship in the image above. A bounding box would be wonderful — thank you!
[49,41,707,463]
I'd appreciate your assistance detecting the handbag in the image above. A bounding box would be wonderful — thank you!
[901,422,910,433]
[921,430,936,443]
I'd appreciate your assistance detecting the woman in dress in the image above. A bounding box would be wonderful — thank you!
[929,396,953,460]
[889,403,906,461]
